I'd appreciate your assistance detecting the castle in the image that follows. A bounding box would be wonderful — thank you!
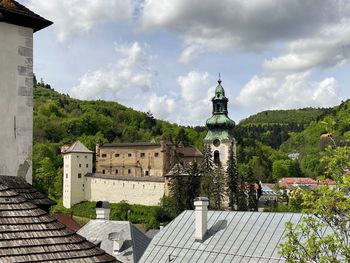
[62,79,236,208]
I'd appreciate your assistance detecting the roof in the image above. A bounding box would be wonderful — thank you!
[176,147,203,158]
[78,220,150,263]
[165,163,189,177]
[0,0,52,32]
[54,214,82,232]
[100,143,162,148]
[61,141,93,154]
[0,182,119,262]
[86,173,165,183]
[278,177,318,187]
[140,211,305,262]
[0,175,55,207]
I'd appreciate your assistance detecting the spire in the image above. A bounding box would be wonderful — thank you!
[218,73,222,85]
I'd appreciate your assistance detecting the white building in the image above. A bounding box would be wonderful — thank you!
[0,1,52,183]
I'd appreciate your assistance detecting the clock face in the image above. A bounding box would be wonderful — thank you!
[213,139,220,147]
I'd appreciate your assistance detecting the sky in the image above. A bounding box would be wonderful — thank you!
[19,0,350,126]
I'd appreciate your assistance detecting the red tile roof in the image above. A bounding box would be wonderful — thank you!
[278,177,318,187]
[54,214,82,232]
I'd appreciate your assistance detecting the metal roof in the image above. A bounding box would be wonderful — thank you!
[140,211,305,263]
[61,141,93,154]
[78,220,150,263]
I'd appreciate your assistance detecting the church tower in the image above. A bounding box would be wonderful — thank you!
[204,78,236,167]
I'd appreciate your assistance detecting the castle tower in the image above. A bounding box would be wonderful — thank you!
[61,141,93,208]
[204,78,236,167]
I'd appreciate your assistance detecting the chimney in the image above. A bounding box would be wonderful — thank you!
[194,197,209,242]
[108,231,125,254]
[96,201,110,220]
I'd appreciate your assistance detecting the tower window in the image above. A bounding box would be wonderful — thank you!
[86,164,89,168]
[78,173,82,178]
[145,171,149,176]
[66,173,68,179]
[102,169,105,174]
[79,164,82,168]
[116,169,118,174]
[128,169,131,174]
[214,150,220,164]
[216,103,221,112]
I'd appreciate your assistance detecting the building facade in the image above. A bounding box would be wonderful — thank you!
[204,79,236,168]
[0,1,52,183]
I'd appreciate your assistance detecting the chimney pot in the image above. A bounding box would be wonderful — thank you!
[96,201,110,220]
[194,197,209,242]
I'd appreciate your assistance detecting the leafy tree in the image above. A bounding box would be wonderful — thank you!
[280,145,350,262]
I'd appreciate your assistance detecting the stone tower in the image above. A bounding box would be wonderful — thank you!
[204,79,236,168]
[61,141,93,208]
[0,1,52,183]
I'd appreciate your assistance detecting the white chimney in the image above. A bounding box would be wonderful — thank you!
[96,201,110,220]
[194,197,209,242]
[108,231,125,253]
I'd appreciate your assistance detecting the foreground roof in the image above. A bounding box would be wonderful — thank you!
[0,182,118,262]
[140,211,305,262]
[0,175,55,207]
[78,220,150,263]
[0,0,52,32]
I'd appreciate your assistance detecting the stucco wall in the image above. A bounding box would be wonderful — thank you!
[0,22,33,183]
[85,177,165,206]
[63,153,93,208]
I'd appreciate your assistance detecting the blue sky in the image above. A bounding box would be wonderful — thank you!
[21,0,350,126]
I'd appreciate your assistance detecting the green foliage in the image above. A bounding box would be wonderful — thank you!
[272,159,301,182]
[247,166,258,211]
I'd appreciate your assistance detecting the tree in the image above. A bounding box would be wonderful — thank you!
[279,145,350,262]
[227,150,238,210]
[247,166,258,211]
[185,161,201,210]
[211,164,226,210]
[200,144,214,201]
[168,162,187,214]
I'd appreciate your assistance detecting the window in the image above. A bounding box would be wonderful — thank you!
[84,155,87,158]
[154,152,159,157]
[82,184,84,187]
[78,173,82,178]
[128,153,132,157]
[145,171,149,176]
[102,154,107,158]
[214,150,220,165]
[102,169,105,174]
[116,169,119,174]
[86,164,89,168]
[128,169,131,174]
[115,153,120,157]
[79,164,82,168]
[77,155,79,158]
[65,173,68,179]
[141,153,145,157]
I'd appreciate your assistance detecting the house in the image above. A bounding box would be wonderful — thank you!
[140,197,304,262]
[0,177,119,262]
[0,0,52,183]
[77,201,150,263]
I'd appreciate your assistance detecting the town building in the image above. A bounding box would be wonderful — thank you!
[0,0,52,184]
[77,201,150,263]
[204,79,236,168]
[62,140,202,208]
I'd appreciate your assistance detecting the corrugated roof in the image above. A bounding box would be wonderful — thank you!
[0,0,52,32]
[61,141,93,154]
[140,211,306,262]
[0,181,119,262]
[78,220,150,263]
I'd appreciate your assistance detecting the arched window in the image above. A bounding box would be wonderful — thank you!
[214,150,220,164]
[216,103,221,112]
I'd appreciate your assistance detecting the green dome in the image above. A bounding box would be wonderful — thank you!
[212,80,228,101]
[206,114,235,129]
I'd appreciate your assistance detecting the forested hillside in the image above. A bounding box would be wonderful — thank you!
[33,84,206,200]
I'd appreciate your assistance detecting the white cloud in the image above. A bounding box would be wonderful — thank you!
[177,71,210,102]
[140,0,345,63]
[28,0,134,41]
[236,72,341,111]
[71,42,152,99]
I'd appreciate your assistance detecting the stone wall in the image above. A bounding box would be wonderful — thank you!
[85,177,165,206]
[0,22,33,183]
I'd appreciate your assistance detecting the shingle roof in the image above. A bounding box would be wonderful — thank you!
[61,141,93,154]
[0,0,52,32]
[165,163,189,177]
[78,220,150,263]
[0,175,56,208]
[175,147,203,158]
[0,182,119,262]
[140,211,305,262]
